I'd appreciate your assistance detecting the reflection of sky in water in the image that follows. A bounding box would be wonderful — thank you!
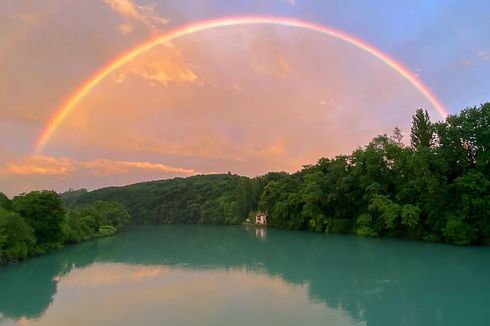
[9,263,361,326]
[1,225,490,325]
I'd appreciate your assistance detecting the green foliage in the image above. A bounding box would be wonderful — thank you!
[400,204,420,228]
[60,188,88,207]
[98,225,117,237]
[1,191,131,264]
[368,195,400,230]
[61,201,131,243]
[0,192,11,210]
[325,218,351,234]
[443,216,478,245]
[13,191,65,249]
[0,208,35,262]
[411,108,434,149]
[89,201,131,228]
[68,174,261,225]
[356,214,379,238]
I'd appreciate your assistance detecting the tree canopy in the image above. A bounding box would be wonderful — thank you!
[0,191,131,264]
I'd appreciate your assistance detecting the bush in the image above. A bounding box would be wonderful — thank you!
[356,226,379,238]
[443,216,478,245]
[0,208,35,262]
[98,225,117,237]
[326,218,351,234]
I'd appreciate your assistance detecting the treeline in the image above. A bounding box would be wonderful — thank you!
[0,191,131,264]
[68,103,489,245]
[63,174,263,225]
[258,104,489,245]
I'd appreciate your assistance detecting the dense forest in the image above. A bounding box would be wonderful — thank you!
[65,174,265,224]
[63,103,489,245]
[1,103,488,256]
[257,104,489,245]
[0,191,131,264]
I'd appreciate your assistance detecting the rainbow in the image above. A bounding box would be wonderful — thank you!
[35,16,448,153]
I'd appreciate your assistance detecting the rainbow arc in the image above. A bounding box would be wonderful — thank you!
[35,16,448,153]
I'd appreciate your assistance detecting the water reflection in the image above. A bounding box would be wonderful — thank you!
[242,224,267,240]
[255,227,267,240]
[0,225,489,325]
[10,263,358,326]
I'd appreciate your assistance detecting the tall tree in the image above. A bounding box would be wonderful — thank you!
[0,208,35,261]
[13,191,65,249]
[0,193,11,210]
[411,108,434,149]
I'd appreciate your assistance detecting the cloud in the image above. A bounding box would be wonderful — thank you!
[138,63,197,86]
[103,0,169,34]
[248,29,292,78]
[117,22,134,35]
[276,57,290,78]
[0,155,197,178]
[79,158,197,176]
[460,50,489,66]
[111,43,199,87]
[112,73,126,83]
[1,157,75,177]
[249,51,292,78]
[0,150,200,196]
[320,99,334,106]
[477,50,489,61]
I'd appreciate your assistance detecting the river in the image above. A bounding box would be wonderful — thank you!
[0,225,489,325]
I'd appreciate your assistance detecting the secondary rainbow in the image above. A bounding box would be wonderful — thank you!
[35,16,448,153]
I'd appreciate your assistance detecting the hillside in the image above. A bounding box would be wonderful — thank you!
[61,173,268,225]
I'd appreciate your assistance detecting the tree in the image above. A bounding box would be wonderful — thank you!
[0,208,35,261]
[88,201,131,229]
[0,192,11,210]
[235,179,255,221]
[411,108,434,149]
[390,126,404,145]
[300,172,327,232]
[13,191,65,249]
[446,172,490,244]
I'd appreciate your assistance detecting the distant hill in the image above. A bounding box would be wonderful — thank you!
[60,174,265,225]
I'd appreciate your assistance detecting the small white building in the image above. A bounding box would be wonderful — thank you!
[255,212,267,225]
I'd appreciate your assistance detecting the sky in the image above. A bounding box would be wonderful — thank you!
[0,0,489,196]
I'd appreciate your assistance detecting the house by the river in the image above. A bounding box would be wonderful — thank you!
[255,212,267,225]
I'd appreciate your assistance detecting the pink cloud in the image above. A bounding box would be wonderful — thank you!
[103,0,169,34]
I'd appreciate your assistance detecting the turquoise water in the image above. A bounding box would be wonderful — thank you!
[0,225,489,325]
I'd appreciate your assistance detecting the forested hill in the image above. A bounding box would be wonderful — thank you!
[61,174,269,225]
[62,103,489,245]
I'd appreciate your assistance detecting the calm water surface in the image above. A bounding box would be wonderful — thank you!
[0,225,489,325]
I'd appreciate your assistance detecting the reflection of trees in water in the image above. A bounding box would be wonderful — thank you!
[0,257,57,320]
[0,226,489,324]
[0,240,100,320]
